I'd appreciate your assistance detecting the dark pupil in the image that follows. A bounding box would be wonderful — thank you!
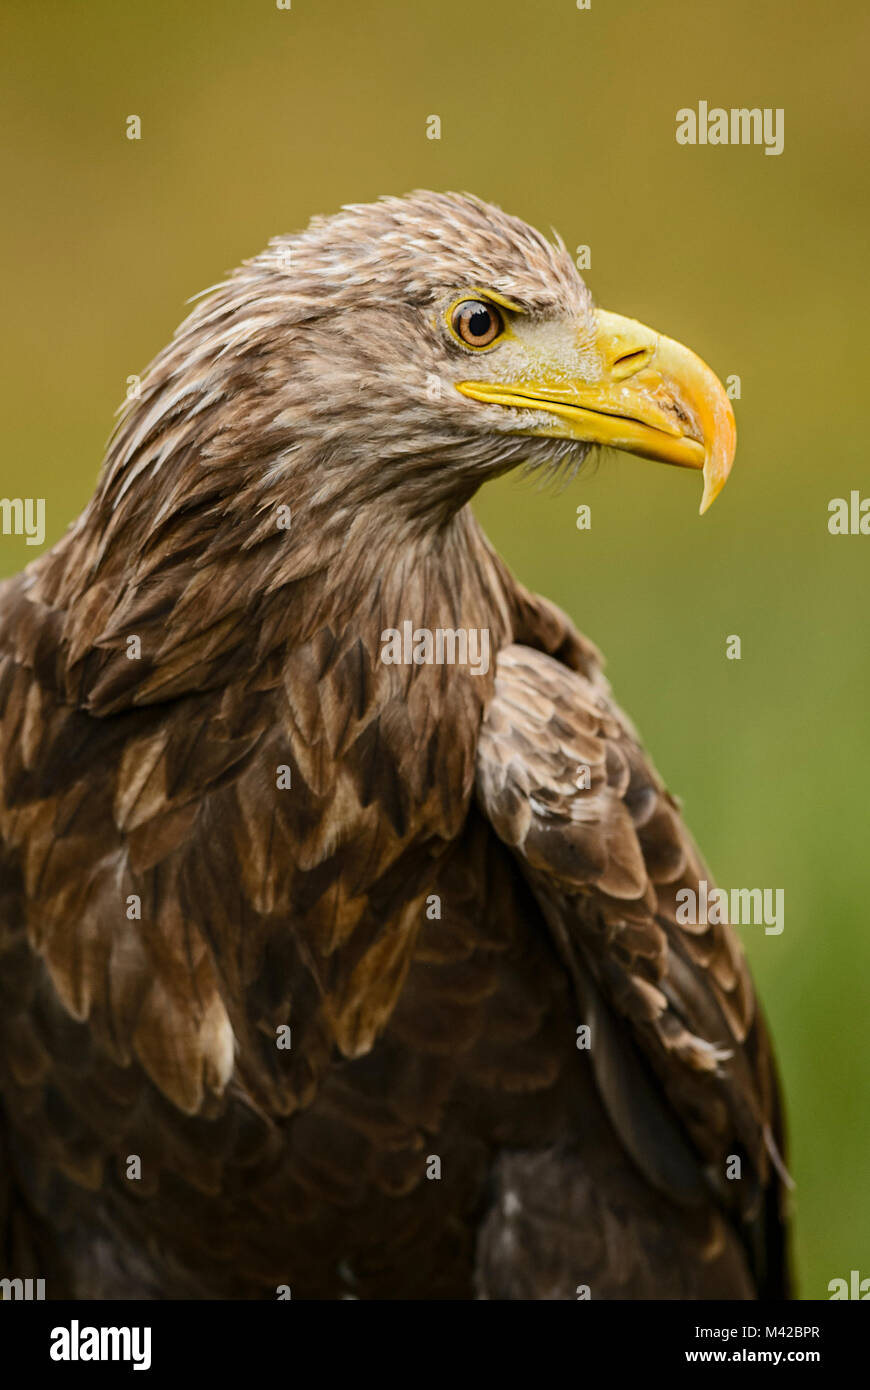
[467,306,492,338]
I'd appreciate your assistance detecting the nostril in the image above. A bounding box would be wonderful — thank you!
[610,345,655,380]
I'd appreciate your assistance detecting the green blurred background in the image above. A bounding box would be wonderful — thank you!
[2,0,867,1298]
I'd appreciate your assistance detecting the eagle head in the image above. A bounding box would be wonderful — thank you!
[103,192,734,545]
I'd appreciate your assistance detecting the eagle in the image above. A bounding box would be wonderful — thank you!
[0,191,790,1301]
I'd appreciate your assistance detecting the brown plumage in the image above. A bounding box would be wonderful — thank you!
[0,192,789,1299]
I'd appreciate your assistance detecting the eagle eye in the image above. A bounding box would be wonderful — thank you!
[450,299,504,349]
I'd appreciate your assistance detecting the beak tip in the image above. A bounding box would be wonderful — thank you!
[699,412,737,515]
[699,458,733,515]
[699,475,721,515]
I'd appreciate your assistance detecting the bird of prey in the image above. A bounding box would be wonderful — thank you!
[0,192,790,1300]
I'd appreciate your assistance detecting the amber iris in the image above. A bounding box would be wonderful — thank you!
[451,299,503,348]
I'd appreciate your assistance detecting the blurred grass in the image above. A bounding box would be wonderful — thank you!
[2,0,868,1298]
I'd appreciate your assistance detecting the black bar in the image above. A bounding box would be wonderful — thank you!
[1,1298,865,1376]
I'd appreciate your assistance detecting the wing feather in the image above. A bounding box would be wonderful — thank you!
[476,642,789,1289]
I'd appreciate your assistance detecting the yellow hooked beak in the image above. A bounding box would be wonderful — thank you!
[456,309,736,514]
